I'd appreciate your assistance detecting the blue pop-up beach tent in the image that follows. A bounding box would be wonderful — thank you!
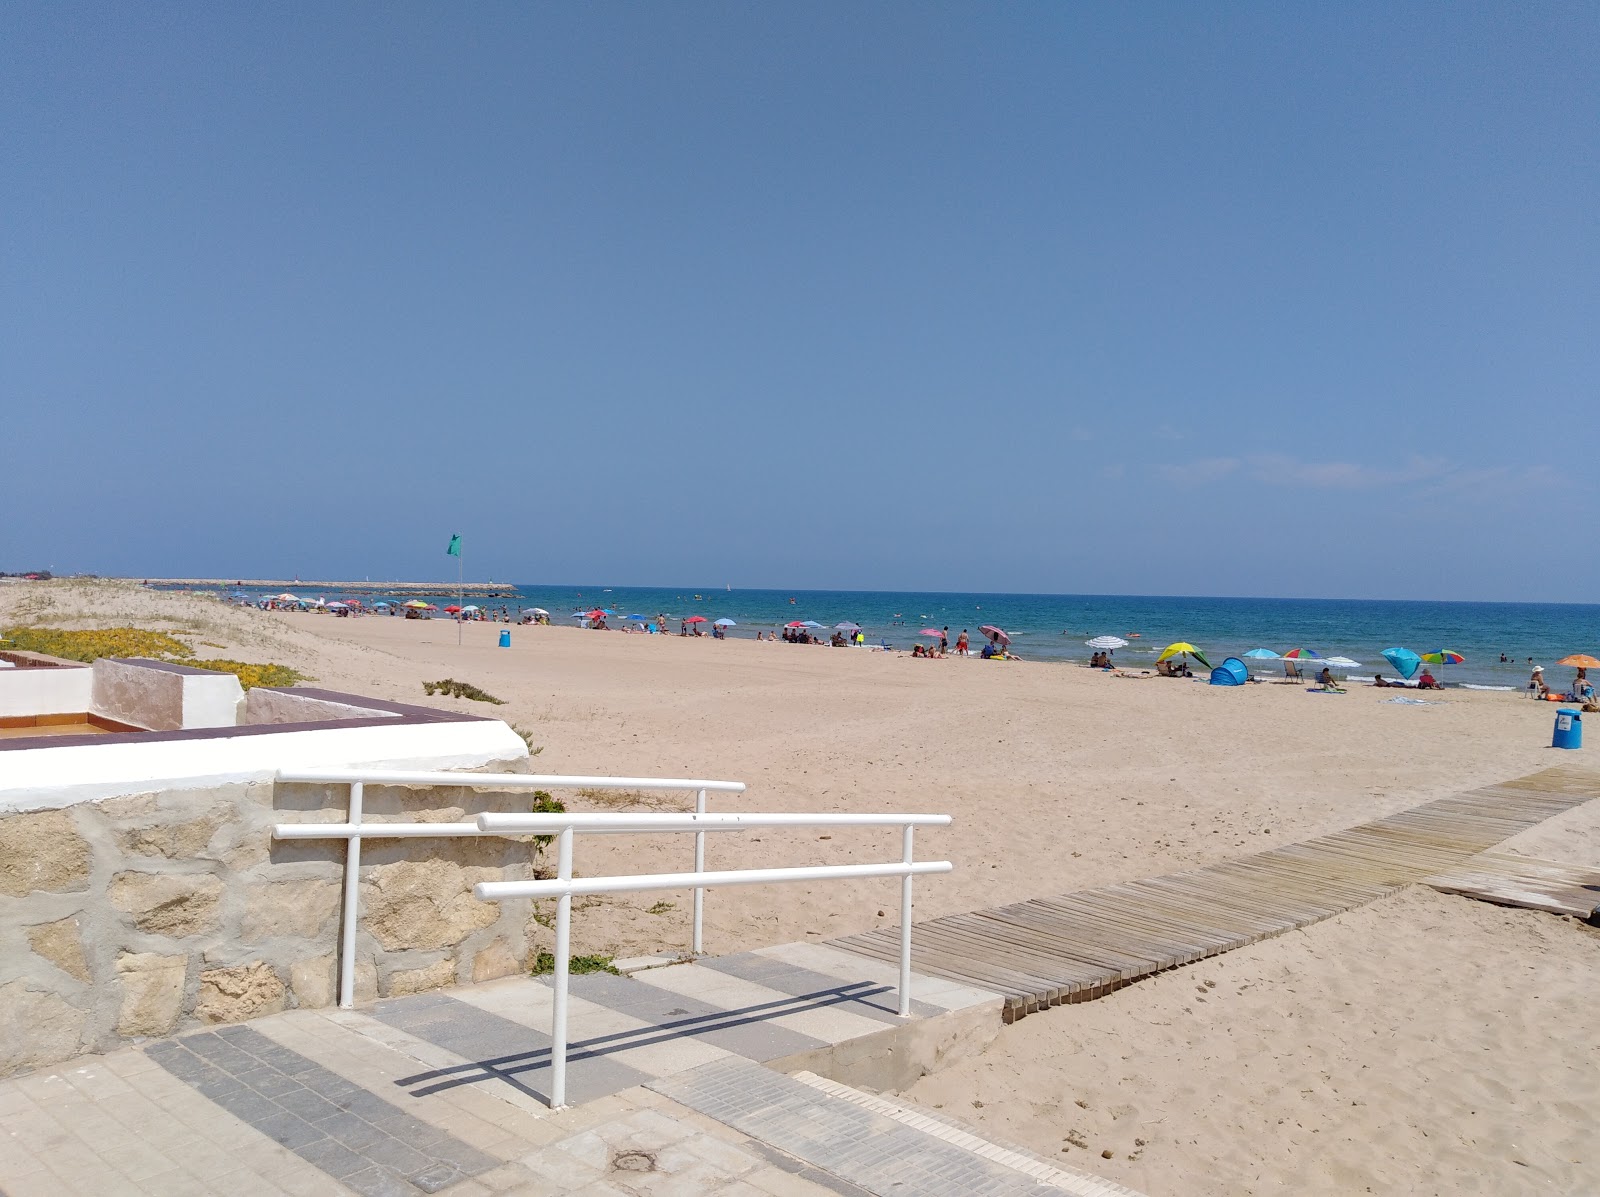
[1209,657,1249,686]
[1382,647,1421,679]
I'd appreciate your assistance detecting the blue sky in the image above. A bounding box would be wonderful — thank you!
[4,4,1596,600]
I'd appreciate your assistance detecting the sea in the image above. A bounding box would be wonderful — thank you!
[185,583,1600,690]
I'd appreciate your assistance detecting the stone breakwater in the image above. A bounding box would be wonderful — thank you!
[140,578,520,596]
[0,766,550,1075]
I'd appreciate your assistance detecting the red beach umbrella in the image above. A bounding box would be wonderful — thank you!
[979,625,1010,646]
[684,615,708,624]
[443,605,462,613]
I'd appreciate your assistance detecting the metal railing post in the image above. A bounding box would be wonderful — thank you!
[898,823,914,1018]
[338,782,364,1009]
[549,826,574,1109]
[692,788,706,955]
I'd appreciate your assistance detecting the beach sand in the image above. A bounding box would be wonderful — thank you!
[5,580,1597,1193]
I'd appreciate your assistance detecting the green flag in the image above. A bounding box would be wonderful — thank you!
[446,534,461,557]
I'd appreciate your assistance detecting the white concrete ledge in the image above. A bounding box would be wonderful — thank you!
[0,718,529,812]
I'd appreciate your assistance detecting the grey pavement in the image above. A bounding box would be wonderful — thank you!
[0,941,1134,1196]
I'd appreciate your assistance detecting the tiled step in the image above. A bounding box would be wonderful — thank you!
[649,1055,1146,1196]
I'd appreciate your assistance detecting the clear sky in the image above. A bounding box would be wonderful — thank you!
[4,4,1596,600]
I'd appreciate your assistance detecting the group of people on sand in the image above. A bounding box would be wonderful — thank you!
[1089,650,1114,668]
[1530,664,1594,702]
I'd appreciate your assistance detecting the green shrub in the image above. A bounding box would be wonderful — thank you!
[422,678,505,704]
[0,627,304,688]
[531,952,618,976]
[186,659,307,689]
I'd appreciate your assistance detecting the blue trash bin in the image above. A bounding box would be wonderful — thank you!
[1553,708,1582,749]
[498,629,511,648]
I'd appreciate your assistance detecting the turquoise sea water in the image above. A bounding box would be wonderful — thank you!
[197,583,1600,689]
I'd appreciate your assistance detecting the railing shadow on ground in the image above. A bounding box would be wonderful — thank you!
[389,979,898,1103]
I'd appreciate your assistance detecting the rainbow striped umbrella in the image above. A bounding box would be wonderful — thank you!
[1420,650,1465,665]
[1280,648,1323,660]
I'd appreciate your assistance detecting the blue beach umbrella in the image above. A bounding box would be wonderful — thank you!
[714,618,736,627]
[1242,648,1280,659]
[1382,647,1421,680]
[625,614,647,621]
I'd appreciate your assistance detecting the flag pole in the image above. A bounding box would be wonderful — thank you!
[457,539,464,647]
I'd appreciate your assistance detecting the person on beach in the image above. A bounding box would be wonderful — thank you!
[1373,674,1391,687]
[956,630,969,656]
[1530,665,1548,699]
[940,627,949,654]
[1569,668,1593,702]
[1417,669,1441,690]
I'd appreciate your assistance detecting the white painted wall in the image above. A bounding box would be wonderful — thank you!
[0,718,530,812]
[180,672,246,729]
[0,665,94,718]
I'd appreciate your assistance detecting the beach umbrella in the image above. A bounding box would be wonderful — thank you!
[800,620,823,629]
[1420,650,1465,665]
[460,605,480,612]
[326,601,347,609]
[1558,654,1600,669]
[1085,636,1127,650]
[685,615,707,624]
[1381,647,1421,679]
[1280,648,1323,660]
[1156,642,1211,668]
[624,613,647,621]
[586,608,607,619]
[714,618,736,627]
[1242,648,1280,659]
[1324,656,1363,669]
[373,601,392,607]
[443,605,462,613]
[980,624,1011,646]
[529,608,549,616]
[785,621,805,628]
[403,600,431,609]
[570,611,586,618]
[834,622,860,631]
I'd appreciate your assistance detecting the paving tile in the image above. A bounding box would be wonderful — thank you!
[649,1059,1049,1197]
[366,993,653,1108]
[561,972,827,1064]
[299,1134,374,1179]
[362,1133,434,1176]
[342,1164,419,1197]
[697,953,944,1023]
[3,1170,75,1197]
[148,1021,501,1197]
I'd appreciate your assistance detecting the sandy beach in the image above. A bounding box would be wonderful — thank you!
[6,579,1598,1193]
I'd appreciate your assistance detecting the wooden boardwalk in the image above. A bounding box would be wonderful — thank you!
[830,765,1600,1022]
[1426,849,1600,920]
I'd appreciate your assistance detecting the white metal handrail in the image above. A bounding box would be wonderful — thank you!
[272,770,951,1110]
[275,769,748,1007]
[471,809,951,1108]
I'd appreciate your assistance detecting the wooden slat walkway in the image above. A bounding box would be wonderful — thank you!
[831,765,1600,1022]
[1426,850,1600,920]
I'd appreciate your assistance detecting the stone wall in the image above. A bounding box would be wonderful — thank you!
[243,689,402,725]
[91,658,246,731]
[0,762,548,1075]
